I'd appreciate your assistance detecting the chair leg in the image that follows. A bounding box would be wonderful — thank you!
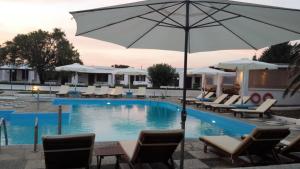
[204,144,208,153]
[272,149,281,164]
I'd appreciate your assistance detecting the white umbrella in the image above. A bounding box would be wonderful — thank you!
[55,63,96,91]
[217,58,279,103]
[114,68,147,91]
[70,1,300,168]
[188,67,235,96]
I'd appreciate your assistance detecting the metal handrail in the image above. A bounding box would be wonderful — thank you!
[0,118,8,147]
[33,117,39,152]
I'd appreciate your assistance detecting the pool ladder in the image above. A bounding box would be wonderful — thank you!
[0,118,8,148]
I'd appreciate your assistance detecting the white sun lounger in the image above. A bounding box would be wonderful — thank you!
[210,96,250,112]
[94,86,110,97]
[109,86,123,97]
[134,87,146,98]
[196,94,228,107]
[56,85,69,97]
[81,86,96,97]
[231,99,277,118]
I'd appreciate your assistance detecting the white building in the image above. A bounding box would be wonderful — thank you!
[0,65,40,84]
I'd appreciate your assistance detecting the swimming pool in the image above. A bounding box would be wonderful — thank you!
[1,99,255,144]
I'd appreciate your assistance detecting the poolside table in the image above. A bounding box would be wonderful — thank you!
[94,142,125,169]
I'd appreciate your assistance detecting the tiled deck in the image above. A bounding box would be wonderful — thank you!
[0,94,300,169]
[1,140,300,169]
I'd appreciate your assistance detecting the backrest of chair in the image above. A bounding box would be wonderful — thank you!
[42,133,95,169]
[138,87,146,95]
[224,95,240,105]
[234,96,250,104]
[101,86,109,94]
[204,92,214,99]
[116,86,123,94]
[213,94,228,104]
[234,127,290,156]
[131,129,184,164]
[59,85,69,93]
[282,135,300,153]
[86,86,96,93]
[256,99,277,112]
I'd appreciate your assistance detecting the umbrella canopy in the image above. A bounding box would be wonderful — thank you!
[70,1,300,168]
[217,58,279,71]
[187,67,235,96]
[217,58,279,98]
[113,67,148,75]
[55,63,96,73]
[187,67,234,76]
[71,0,300,53]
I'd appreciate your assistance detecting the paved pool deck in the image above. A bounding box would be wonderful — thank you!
[0,94,300,169]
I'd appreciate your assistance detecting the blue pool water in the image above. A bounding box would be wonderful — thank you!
[0,99,255,144]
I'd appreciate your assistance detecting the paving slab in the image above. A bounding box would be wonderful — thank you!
[174,159,210,169]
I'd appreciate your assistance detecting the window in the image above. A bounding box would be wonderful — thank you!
[96,74,108,82]
[136,75,146,81]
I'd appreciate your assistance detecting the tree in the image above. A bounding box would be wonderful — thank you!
[284,43,300,97]
[259,42,294,63]
[0,28,82,83]
[148,63,177,88]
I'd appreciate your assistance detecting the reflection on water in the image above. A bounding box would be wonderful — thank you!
[2,101,254,144]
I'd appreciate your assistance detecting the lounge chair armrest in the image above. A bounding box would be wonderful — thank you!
[240,134,249,140]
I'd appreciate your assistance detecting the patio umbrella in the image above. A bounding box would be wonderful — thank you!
[188,67,235,96]
[70,1,300,168]
[114,68,147,91]
[55,63,96,91]
[217,58,279,103]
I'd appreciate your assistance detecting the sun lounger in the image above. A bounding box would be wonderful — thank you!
[134,87,146,98]
[277,135,300,161]
[210,96,250,112]
[179,92,214,104]
[195,94,228,107]
[209,95,240,110]
[94,86,110,97]
[81,86,96,97]
[109,86,123,97]
[119,129,184,169]
[56,85,69,97]
[231,99,277,118]
[42,133,95,169]
[199,127,290,164]
[207,94,239,108]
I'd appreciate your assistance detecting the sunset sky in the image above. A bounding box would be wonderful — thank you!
[1,0,300,68]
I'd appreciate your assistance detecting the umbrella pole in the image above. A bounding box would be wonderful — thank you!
[180,1,190,169]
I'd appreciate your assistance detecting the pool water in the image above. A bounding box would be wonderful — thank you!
[1,99,255,144]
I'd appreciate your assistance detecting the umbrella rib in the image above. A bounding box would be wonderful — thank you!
[147,4,185,28]
[191,0,300,12]
[192,3,257,50]
[127,3,185,49]
[138,16,183,28]
[192,16,240,29]
[76,2,183,36]
[190,4,230,27]
[70,1,182,14]
[195,2,300,35]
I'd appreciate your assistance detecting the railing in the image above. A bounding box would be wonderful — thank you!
[0,118,8,148]
[33,117,38,152]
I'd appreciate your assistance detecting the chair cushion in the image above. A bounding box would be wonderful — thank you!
[200,136,242,154]
[119,141,137,160]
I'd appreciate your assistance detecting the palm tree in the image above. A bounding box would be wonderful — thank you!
[284,43,300,97]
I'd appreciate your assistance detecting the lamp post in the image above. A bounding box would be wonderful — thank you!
[32,86,39,152]
[33,86,40,113]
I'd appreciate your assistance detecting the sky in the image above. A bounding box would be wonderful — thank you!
[0,0,300,68]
